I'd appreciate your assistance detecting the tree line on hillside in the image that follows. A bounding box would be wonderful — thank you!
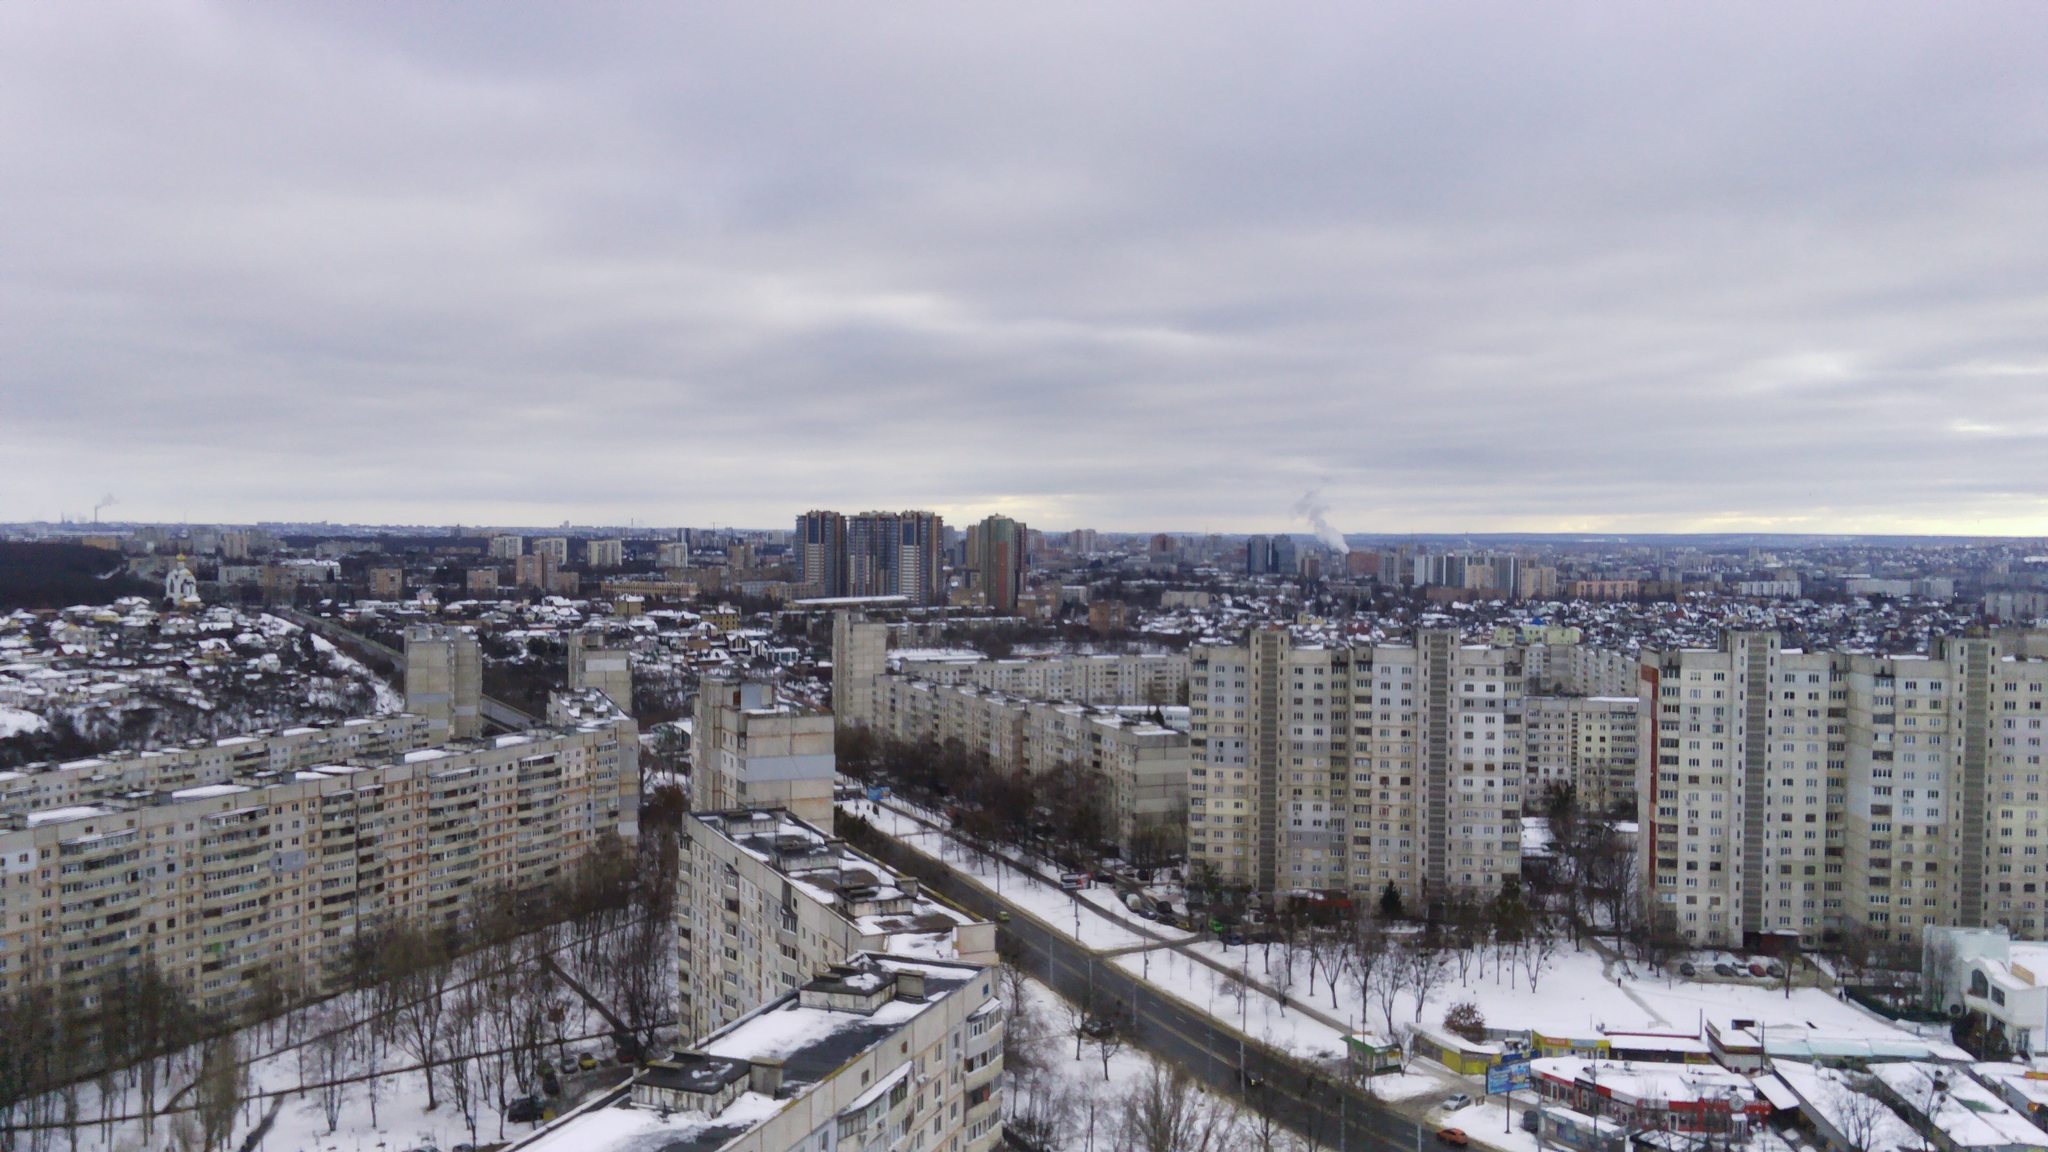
[0,543,158,611]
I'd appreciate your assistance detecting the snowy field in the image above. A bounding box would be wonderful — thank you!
[1178,934,1921,1047]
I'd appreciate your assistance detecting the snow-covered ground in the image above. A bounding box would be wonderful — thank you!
[0,706,46,738]
[19,921,658,1152]
[853,801,1161,952]
[1109,946,1351,1062]
[1181,933,1921,1049]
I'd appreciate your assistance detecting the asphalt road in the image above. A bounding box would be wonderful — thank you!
[906,853,1430,1152]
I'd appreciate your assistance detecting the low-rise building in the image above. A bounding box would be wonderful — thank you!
[1531,1057,1770,1140]
[680,808,995,1038]
[1927,927,2048,1055]
[1872,1061,2048,1152]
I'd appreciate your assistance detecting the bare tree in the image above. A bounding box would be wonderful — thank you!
[1118,1064,1241,1152]
[1310,929,1350,1010]
[1243,1085,1287,1152]
[445,982,484,1152]
[1519,921,1563,993]
[1273,932,1301,1014]
[193,1036,243,1152]
[296,1003,351,1134]
[378,925,453,1111]
[1834,1076,1893,1152]
[1368,946,1406,1037]
[1090,1020,1125,1082]
[1404,939,1451,1023]
[1064,992,1095,1062]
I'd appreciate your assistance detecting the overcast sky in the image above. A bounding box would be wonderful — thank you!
[6,4,2048,535]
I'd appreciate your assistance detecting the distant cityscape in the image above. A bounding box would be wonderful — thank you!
[8,514,2048,1152]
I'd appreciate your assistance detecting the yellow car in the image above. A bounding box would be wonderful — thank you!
[577,1053,598,1071]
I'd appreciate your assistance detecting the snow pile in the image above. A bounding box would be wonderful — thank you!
[0,708,47,738]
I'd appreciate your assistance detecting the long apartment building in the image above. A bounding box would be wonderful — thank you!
[0,690,636,1011]
[833,611,1190,852]
[0,713,433,811]
[864,674,1189,853]
[679,808,997,1039]
[890,650,1190,707]
[1640,629,2048,950]
[1187,628,1527,912]
[832,610,1190,718]
[515,953,1004,1152]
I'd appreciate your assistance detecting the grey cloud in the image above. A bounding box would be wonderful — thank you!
[5,2,2048,531]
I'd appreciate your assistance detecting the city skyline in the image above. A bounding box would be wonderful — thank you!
[6,5,2048,533]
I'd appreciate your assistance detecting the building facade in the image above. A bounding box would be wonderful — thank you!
[692,679,836,825]
[679,808,996,1038]
[965,516,1027,614]
[0,694,635,1011]
[885,650,1190,708]
[1187,628,1526,910]
[1639,629,2048,949]
[517,954,1002,1152]
[566,629,633,714]
[795,511,947,606]
[1525,695,1640,815]
[404,624,482,741]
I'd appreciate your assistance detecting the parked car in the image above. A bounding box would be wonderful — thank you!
[1059,873,1089,892]
[1081,1016,1115,1039]
[1713,963,1737,977]
[1678,962,1697,977]
[1747,962,1768,978]
[1521,1110,1541,1134]
[506,1096,545,1123]
[1767,962,1786,978]
[1442,1093,1472,1110]
[1436,1128,1471,1146]
[1222,931,1245,946]
[1135,907,1159,921]
[578,1053,598,1071]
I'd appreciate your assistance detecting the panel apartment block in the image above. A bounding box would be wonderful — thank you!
[0,695,635,1011]
[862,675,1189,853]
[1525,695,1641,815]
[1640,629,2048,950]
[692,679,837,826]
[1188,628,1526,914]
[514,954,1003,1152]
[679,809,996,1039]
